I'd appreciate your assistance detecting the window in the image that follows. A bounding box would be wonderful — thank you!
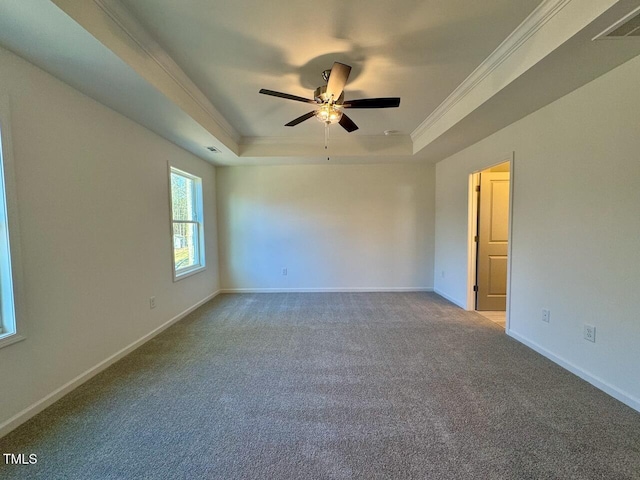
[170,167,205,280]
[0,119,20,348]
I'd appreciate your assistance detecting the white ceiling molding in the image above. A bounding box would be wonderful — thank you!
[411,0,618,154]
[50,0,240,155]
[240,135,413,158]
[93,0,239,144]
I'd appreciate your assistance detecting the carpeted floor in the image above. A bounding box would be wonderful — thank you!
[1,292,639,479]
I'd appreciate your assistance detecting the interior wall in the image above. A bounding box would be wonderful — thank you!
[217,163,435,291]
[0,46,220,433]
[434,54,640,410]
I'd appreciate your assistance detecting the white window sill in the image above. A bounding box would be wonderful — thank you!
[0,332,25,349]
[173,265,206,282]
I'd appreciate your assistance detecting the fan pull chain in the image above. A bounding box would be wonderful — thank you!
[324,122,328,149]
[325,122,330,161]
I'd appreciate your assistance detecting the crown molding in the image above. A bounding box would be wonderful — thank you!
[240,134,413,157]
[50,0,240,155]
[411,0,574,149]
[92,0,240,145]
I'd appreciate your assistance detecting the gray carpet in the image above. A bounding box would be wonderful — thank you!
[1,292,639,479]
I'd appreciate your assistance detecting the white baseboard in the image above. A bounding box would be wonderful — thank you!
[433,288,465,308]
[219,287,434,293]
[0,290,221,438]
[507,328,640,413]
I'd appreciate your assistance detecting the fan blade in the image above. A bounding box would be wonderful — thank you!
[343,97,401,109]
[285,111,317,127]
[339,113,358,133]
[259,89,316,104]
[326,62,351,100]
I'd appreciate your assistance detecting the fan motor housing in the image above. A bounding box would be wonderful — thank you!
[314,85,344,104]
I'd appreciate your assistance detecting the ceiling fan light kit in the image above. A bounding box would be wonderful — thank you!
[315,104,343,124]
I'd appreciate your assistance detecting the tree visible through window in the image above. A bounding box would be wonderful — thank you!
[170,167,205,279]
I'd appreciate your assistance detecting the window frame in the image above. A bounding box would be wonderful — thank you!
[0,97,25,349]
[169,165,206,281]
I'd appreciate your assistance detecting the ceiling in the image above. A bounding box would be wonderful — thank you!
[118,0,539,138]
[1,0,639,165]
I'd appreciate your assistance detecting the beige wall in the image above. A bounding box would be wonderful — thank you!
[217,163,435,291]
[434,54,640,410]
[0,46,219,433]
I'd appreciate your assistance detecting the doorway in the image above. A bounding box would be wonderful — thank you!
[467,159,512,329]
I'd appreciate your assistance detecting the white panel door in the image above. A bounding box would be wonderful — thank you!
[477,172,510,311]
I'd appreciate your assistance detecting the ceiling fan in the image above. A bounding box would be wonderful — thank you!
[259,62,400,133]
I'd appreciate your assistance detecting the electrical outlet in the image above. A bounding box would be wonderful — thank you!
[542,309,550,323]
[441,270,445,278]
[149,296,156,309]
[282,268,287,276]
[584,324,596,342]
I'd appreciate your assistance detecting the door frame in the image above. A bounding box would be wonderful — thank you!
[466,152,515,331]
